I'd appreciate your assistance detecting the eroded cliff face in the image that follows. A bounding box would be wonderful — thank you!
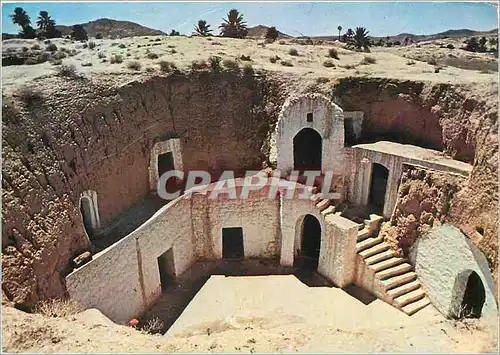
[2,73,498,309]
[1,71,286,309]
[333,78,498,299]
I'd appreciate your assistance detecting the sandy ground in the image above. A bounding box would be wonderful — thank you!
[2,35,498,97]
[2,274,498,353]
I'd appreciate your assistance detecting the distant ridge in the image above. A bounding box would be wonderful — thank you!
[54,18,166,38]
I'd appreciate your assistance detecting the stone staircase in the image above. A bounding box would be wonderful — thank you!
[354,216,431,315]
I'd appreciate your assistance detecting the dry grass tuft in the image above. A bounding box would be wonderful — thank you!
[34,299,82,318]
[141,317,164,335]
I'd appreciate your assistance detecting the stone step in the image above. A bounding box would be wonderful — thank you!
[357,228,371,242]
[316,199,331,211]
[401,296,431,316]
[387,280,421,299]
[370,256,405,273]
[394,287,426,308]
[365,250,395,265]
[356,235,383,253]
[311,193,323,205]
[382,271,417,290]
[321,205,335,216]
[358,242,390,259]
[376,263,413,280]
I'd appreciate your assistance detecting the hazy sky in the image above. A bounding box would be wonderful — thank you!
[2,2,498,37]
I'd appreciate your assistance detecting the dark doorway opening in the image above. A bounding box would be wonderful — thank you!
[293,128,322,172]
[344,117,357,147]
[158,248,176,292]
[157,152,176,193]
[80,197,94,237]
[369,163,389,214]
[158,152,174,176]
[460,271,486,318]
[297,215,321,269]
[222,227,244,259]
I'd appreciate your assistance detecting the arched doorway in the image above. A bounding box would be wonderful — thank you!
[297,214,322,269]
[369,163,389,214]
[293,128,322,172]
[459,271,486,318]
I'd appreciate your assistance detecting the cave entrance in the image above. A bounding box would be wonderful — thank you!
[293,128,322,172]
[222,227,244,260]
[158,248,176,292]
[297,215,322,270]
[460,271,486,318]
[369,163,389,214]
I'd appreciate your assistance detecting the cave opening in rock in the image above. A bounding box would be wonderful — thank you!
[157,152,176,193]
[222,227,244,259]
[297,214,322,270]
[80,197,95,237]
[293,128,322,172]
[369,163,389,214]
[158,248,176,292]
[460,271,486,318]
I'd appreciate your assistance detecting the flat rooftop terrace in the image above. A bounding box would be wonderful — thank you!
[352,141,473,175]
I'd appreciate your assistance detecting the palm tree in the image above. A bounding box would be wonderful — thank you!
[337,25,342,41]
[265,26,279,42]
[194,20,212,36]
[36,11,55,33]
[348,27,371,51]
[10,7,32,37]
[219,9,247,38]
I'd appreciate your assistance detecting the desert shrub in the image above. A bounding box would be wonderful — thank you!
[288,48,299,56]
[446,44,455,50]
[265,26,279,42]
[97,52,106,59]
[240,54,251,61]
[53,51,67,60]
[95,33,103,39]
[167,45,176,49]
[22,46,29,53]
[269,55,281,63]
[341,64,357,69]
[44,39,51,45]
[118,43,127,49]
[427,58,438,65]
[208,56,223,73]
[81,62,93,67]
[406,60,416,65]
[101,58,107,63]
[82,43,88,49]
[146,52,159,59]
[327,48,339,59]
[316,77,330,84]
[51,59,62,66]
[36,52,50,63]
[110,54,123,64]
[323,59,336,68]
[171,49,177,54]
[126,53,131,57]
[190,59,208,71]
[59,47,67,52]
[278,40,286,45]
[127,60,142,71]
[141,317,164,335]
[57,64,78,78]
[16,86,44,108]
[476,226,485,235]
[222,58,239,70]
[25,58,38,65]
[31,44,41,50]
[46,43,58,52]
[158,60,177,72]
[137,44,142,48]
[88,41,96,50]
[280,60,293,67]
[67,49,78,57]
[34,299,82,318]
[155,38,162,42]
[360,56,376,64]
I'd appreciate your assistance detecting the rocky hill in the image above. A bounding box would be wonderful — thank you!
[54,18,166,38]
[246,25,292,39]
